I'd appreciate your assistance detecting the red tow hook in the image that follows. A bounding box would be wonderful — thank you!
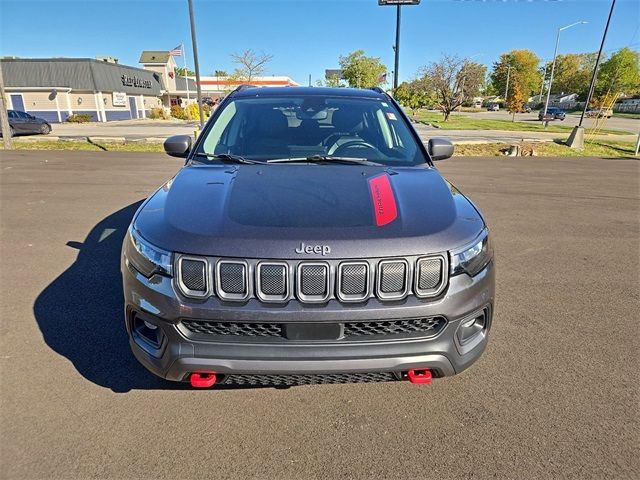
[190,372,217,388]
[407,368,433,385]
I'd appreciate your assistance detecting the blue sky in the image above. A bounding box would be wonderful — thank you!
[0,0,638,85]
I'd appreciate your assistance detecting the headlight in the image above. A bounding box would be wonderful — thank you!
[450,228,493,277]
[124,226,172,277]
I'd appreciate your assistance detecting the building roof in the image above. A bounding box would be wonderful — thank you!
[0,57,163,95]
[139,51,171,64]
[198,75,300,88]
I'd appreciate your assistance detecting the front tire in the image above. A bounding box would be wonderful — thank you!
[40,124,51,135]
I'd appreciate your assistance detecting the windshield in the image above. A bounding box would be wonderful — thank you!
[195,95,426,166]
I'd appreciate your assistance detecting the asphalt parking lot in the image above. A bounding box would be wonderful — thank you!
[1,150,638,479]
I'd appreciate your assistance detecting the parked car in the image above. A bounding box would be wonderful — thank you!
[585,108,613,118]
[201,96,216,107]
[538,107,566,121]
[486,103,499,111]
[523,105,532,113]
[0,110,51,136]
[122,86,495,388]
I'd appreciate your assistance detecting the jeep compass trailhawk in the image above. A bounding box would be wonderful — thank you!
[122,86,495,388]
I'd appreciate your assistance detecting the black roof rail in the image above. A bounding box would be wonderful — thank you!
[229,84,255,95]
[369,86,385,94]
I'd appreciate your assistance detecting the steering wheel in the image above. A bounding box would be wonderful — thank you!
[332,140,378,156]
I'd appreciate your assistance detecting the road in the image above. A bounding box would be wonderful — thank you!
[46,117,639,145]
[1,151,638,479]
[50,118,200,140]
[457,109,640,134]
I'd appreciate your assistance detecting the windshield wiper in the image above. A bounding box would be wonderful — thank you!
[267,155,383,166]
[192,153,262,164]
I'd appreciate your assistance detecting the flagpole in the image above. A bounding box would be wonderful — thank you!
[183,43,190,103]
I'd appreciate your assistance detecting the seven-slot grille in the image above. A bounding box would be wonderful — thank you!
[175,255,446,303]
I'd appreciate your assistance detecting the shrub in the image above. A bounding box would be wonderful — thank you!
[185,103,200,120]
[66,113,93,123]
[149,107,168,119]
[170,105,186,119]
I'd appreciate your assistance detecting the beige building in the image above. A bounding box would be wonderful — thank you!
[1,57,164,122]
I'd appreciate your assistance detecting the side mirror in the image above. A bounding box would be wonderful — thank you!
[427,138,454,161]
[163,135,192,158]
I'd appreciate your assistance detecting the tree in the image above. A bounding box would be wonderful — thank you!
[213,70,228,77]
[595,47,640,98]
[230,49,273,82]
[490,49,541,99]
[316,73,344,87]
[174,66,195,77]
[506,76,526,121]
[394,79,437,117]
[339,50,387,88]
[543,53,596,99]
[418,55,485,121]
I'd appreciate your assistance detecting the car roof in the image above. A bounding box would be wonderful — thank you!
[231,86,388,100]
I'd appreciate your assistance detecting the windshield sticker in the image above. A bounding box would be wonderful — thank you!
[386,112,397,121]
[381,102,389,107]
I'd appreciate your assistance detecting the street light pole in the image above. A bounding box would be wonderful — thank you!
[393,4,401,90]
[542,20,587,125]
[504,65,512,101]
[187,0,204,129]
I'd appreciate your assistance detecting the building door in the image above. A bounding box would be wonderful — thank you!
[10,94,25,112]
[128,97,138,119]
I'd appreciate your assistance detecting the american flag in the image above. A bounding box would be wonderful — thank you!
[169,45,183,56]
[378,73,387,83]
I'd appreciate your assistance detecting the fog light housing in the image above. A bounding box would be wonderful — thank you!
[132,313,165,351]
[455,307,490,355]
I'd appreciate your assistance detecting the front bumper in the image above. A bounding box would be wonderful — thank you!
[122,258,495,383]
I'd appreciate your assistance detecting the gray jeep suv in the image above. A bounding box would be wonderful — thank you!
[122,86,495,388]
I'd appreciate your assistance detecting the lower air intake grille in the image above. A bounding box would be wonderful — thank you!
[343,317,446,337]
[180,259,207,292]
[182,320,282,337]
[222,372,397,386]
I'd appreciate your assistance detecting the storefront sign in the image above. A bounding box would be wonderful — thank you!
[112,92,127,106]
[120,74,152,89]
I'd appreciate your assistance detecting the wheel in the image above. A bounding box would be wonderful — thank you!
[40,123,51,135]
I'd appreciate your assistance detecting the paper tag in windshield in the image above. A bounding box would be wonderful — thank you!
[386,112,397,120]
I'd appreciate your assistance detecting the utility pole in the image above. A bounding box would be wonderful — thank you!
[187,0,204,129]
[578,0,615,127]
[394,4,401,90]
[0,61,13,150]
[568,1,615,149]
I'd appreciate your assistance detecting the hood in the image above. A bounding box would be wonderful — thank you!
[134,164,484,259]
